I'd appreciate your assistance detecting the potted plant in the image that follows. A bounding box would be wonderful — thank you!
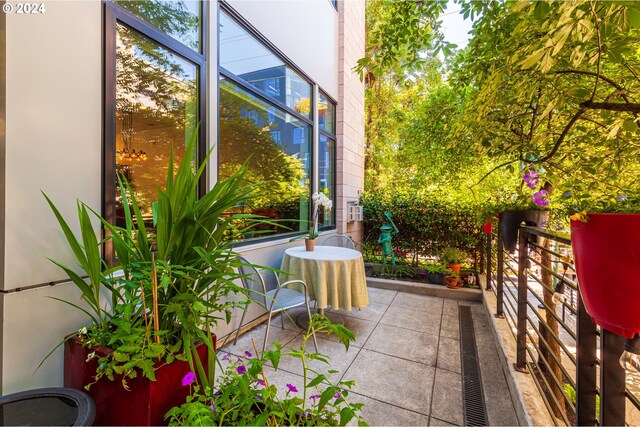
[290,192,333,251]
[567,194,640,339]
[44,136,266,425]
[165,315,367,426]
[441,247,464,275]
[424,262,449,285]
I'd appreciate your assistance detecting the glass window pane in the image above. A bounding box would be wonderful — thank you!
[219,12,312,118]
[115,23,198,226]
[115,0,201,51]
[319,134,335,227]
[219,79,311,239]
[319,92,336,135]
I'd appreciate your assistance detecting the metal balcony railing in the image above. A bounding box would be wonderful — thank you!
[485,224,640,426]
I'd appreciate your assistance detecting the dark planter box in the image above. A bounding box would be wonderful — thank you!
[499,210,549,253]
[426,272,445,285]
[64,335,211,426]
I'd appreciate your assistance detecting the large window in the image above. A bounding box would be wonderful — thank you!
[219,8,336,240]
[318,91,336,227]
[105,1,206,243]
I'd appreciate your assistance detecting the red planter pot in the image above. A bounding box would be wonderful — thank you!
[571,214,640,338]
[64,335,212,426]
[482,221,493,235]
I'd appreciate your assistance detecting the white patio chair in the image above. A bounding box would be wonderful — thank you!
[318,234,356,249]
[233,256,318,352]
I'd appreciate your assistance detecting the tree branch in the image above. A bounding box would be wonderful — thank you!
[523,107,588,164]
[579,101,640,112]
[471,159,520,188]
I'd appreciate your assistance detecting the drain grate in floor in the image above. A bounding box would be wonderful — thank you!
[459,305,489,426]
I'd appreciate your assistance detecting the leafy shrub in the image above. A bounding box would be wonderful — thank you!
[361,193,483,268]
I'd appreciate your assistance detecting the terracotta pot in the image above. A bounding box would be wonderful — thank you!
[499,210,549,253]
[447,263,461,275]
[445,276,461,289]
[305,238,315,251]
[64,335,211,426]
[571,213,640,338]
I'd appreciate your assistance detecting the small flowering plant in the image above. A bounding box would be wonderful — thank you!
[291,192,333,241]
[165,314,367,426]
[520,168,640,223]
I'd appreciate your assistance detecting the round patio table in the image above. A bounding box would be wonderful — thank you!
[280,246,368,313]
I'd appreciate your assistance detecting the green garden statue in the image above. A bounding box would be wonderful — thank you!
[378,212,399,265]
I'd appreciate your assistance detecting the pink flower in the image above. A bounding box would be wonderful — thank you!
[286,383,298,393]
[523,170,540,189]
[181,371,196,386]
[237,365,247,375]
[532,189,549,207]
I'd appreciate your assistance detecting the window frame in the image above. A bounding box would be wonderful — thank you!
[103,0,208,262]
[218,3,337,244]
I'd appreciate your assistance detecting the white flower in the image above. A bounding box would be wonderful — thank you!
[85,351,96,363]
[78,327,88,336]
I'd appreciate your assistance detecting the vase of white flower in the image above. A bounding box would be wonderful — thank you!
[291,192,333,250]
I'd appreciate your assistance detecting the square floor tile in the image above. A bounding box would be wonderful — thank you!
[391,292,443,315]
[381,305,442,335]
[364,323,438,366]
[331,301,389,322]
[344,349,435,415]
[429,416,457,426]
[443,300,459,317]
[366,286,398,305]
[437,337,461,373]
[220,323,300,357]
[440,315,460,340]
[275,335,362,380]
[322,315,378,348]
[430,368,463,425]
[347,393,430,426]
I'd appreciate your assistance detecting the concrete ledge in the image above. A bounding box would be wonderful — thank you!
[479,276,556,426]
[366,277,482,302]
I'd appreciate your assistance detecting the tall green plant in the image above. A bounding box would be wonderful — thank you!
[45,132,266,385]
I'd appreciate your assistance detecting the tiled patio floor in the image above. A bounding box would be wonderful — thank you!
[220,286,519,426]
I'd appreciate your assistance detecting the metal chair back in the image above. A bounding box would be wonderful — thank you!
[319,234,356,249]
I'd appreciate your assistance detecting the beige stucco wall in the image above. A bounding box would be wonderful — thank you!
[336,0,366,243]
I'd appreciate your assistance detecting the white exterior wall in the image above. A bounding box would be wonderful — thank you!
[2,0,103,394]
[1,0,360,394]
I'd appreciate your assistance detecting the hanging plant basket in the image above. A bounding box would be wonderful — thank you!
[499,210,549,253]
[571,213,640,338]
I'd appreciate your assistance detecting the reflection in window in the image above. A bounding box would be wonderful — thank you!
[219,79,311,239]
[319,134,335,227]
[319,92,336,135]
[115,0,201,51]
[219,12,312,118]
[115,23,198,225]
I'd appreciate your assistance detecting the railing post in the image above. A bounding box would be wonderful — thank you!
[496,225,504,318]
[600,329,626,426]
[485,232,492,290]
[515,227,528,372]
[576,292,598,426]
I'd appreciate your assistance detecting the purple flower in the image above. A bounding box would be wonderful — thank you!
[214,389,222,397]
[523,170,540,189]
[211,403,216,414]
[237,365,247,375]
[617,194,628,201]
[334,391,341,399]
[563,191,572,198]
[257,380,265,387]
[309,394,321,401]
[181,371,196,386]
[244,351,252,358]
[222,353,231,361]
[532,189,549,207]
[286,383,298,393]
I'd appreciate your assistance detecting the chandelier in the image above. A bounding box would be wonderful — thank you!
[116,108,148,161]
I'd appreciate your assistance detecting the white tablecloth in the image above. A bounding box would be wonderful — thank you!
[279,246,368,311]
